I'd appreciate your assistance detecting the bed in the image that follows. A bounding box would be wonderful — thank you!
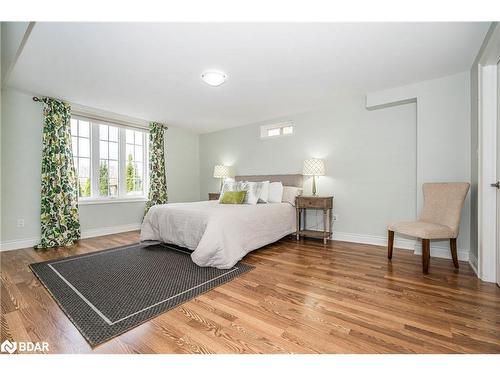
[140,174,303,269]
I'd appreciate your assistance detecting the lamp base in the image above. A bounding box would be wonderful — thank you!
[312,175,317,196]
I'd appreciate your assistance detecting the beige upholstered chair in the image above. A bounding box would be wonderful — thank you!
[387,182,470,274]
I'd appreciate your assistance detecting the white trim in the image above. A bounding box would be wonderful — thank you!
[80,223,142,239]
[78,198,147,206]
[469,252,479,276]
[2,225,470,262]
[73,115,149,202]
[69,105,150,131]
[331,231,469,261]
[413,243,469,262]
[332,231,415,250]
[475,23,500,283]
[478,64,498,282]
[0,223,141,251]
[0,237,40,252]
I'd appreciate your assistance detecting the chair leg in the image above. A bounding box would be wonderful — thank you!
[387,230,394,259]
[422,239,430,274]
[450,238,459,269]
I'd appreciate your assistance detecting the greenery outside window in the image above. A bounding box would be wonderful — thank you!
[71,115,149,203]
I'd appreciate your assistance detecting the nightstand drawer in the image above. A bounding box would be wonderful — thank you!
[208,193,220,201]
[296,196,333,209]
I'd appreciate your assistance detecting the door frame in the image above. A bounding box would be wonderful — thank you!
[478,64,497,283]
[497,62,500,287]
[477,23,500,283]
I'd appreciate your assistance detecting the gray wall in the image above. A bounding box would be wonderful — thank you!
[0,88,200,245]
[200,93,417,238]
[1,22,30,81]
[470,62,479,265]
[366,72,472,256]
[200,72,472,257]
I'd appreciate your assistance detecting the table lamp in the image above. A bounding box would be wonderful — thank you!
[213,165,232,190]
[303,158,325,196]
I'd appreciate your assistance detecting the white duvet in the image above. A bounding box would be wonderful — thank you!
[140,200,296,269]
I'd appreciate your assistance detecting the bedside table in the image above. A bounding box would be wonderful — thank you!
[208,192,221,201]
[295,196,333,244]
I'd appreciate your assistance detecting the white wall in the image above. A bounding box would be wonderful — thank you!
[367,72,471,259]
[470,61,480,271]
[1,22,30,81]
[0,88,200,249]
[200,72,472,260]
[200,93,418,243]
[165,125,200,204]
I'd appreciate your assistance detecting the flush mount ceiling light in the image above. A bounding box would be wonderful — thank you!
[201,70,228,87]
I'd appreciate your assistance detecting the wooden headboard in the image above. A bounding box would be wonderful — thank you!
[235,174,303,188]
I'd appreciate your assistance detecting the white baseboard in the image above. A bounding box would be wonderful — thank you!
[331,231,469,261]
[413,243,469,262]
[0,225,470,263]
[0,237,40,251]
[331,231,416,250]
[469,252,479,276]
[80,223,141,240]
[0,223,141,251]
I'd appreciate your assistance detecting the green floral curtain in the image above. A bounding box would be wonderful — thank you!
[36,98,81,249]
[145,122,168,214]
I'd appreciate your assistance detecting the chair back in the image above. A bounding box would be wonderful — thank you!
[419,182,470,237]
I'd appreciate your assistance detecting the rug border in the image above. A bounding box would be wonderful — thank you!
[29,243,255,348]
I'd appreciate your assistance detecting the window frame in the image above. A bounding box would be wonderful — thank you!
[260,122,294,139]
[71,117,92,199]
[71,115,149,205]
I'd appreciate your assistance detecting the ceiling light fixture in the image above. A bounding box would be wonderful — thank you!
[201,70,228,87]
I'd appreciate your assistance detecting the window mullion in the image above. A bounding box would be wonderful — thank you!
[91,123,100,198]
[144,133,149,197]
[119,128,126,198]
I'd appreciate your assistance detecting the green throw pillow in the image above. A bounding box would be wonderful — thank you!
[220,191,246,204]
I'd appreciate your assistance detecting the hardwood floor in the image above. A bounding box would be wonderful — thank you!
[1,231,499,354]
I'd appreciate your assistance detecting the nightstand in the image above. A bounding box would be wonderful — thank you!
[208,192,221,201]
[295,196,333,244]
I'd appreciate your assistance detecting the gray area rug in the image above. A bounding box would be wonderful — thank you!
[30,243,254,347]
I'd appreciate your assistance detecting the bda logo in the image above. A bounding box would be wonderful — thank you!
[0,339,49,353]
[1,340,17,354]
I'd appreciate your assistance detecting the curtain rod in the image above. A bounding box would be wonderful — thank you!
[32,96,168,130]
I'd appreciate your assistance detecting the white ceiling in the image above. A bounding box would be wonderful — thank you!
[8,22,489,133]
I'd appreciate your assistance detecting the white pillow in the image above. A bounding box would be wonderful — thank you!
[258,181,270,203]
[219,181,241,202]
[240,181,263,205]
[268,182,284,203]
[282,186,303,206]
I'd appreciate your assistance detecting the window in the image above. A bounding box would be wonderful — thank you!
[99,124,120,197]
[260,122,294,139]
[125,129,145,196]
[71,119,91,197]
[70,115,149,202]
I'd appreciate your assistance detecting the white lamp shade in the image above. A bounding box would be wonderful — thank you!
[303,158,325,176]
[213,165,232,179]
